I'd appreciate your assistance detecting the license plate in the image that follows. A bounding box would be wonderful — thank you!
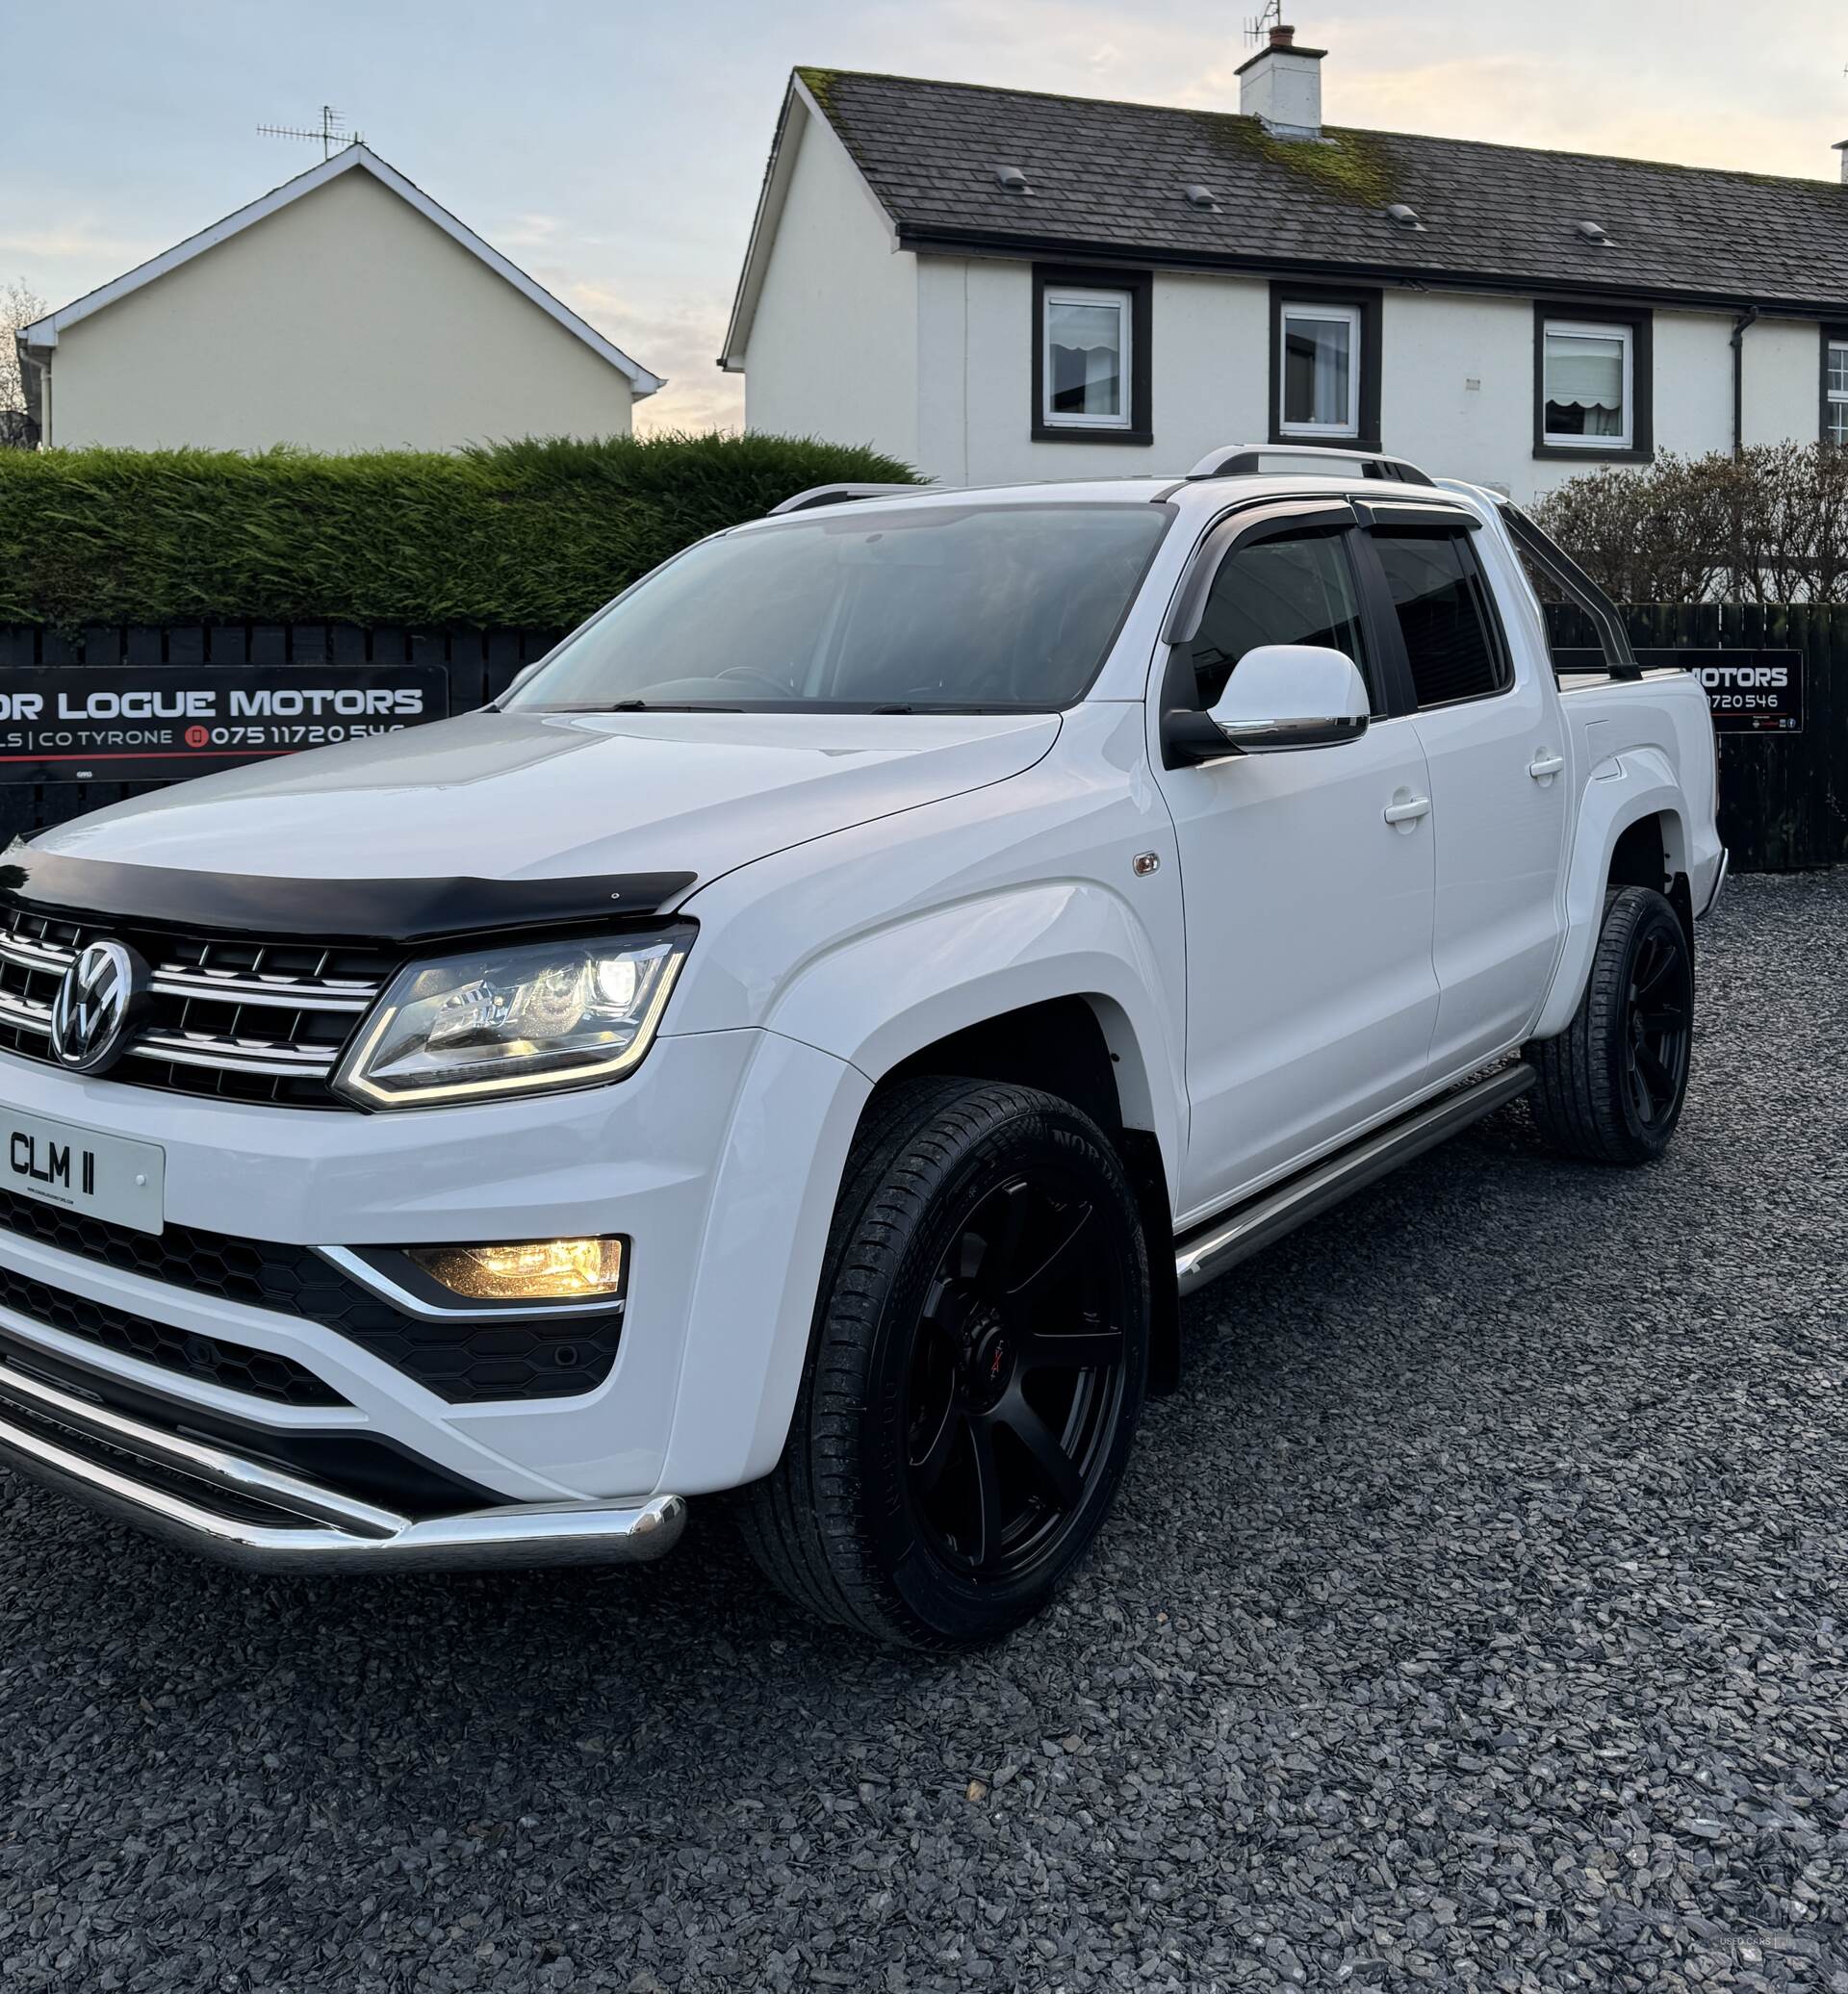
[3,1108,165,1236]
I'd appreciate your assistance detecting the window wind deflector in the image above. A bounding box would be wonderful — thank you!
[1499,502,1641,680]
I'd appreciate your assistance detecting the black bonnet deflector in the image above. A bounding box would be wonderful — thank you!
[0,843,697,947]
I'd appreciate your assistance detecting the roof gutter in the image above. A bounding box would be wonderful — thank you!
[891,224,1848,322]
[1731,304,1761,458]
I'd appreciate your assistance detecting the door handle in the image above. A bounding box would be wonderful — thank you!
[1528,750,1565,782]
[1382,794,1431,827]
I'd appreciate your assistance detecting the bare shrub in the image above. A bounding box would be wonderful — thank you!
[1528,445,1848,606]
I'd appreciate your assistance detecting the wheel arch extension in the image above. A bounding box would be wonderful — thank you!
[1533,760,1692,1040]
[872,995,1183,1395]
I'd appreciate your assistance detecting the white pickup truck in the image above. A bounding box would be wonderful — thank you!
[0,444,1722,1649]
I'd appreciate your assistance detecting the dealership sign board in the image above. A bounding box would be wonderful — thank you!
[1674,652,1804,734]
[0,666,451,782]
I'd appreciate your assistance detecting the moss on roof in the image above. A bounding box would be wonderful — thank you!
[795,66,840,116]
[1191,113,1399,210]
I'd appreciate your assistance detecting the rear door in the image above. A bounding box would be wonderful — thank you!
[1354,505,1569,1074]
[1155,502,1441,1217]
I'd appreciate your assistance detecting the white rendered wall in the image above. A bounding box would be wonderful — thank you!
[1377,291,1537,496]
[749,223,1835,497]
[916,260,1270,486]
[47,168,637,451]
[1742,317,1826,447]
[741,114,918,465]
[1380,292,1738,501]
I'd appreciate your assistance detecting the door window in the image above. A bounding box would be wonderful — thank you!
[1372,531,1510,708]
[1187,530,1375,711]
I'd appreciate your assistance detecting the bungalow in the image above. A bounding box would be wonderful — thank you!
[16,144,662,451]
[721,30,1848,499]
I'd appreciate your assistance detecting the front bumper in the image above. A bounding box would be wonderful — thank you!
[0,1358,685,1572]
[0,1023,871,1521]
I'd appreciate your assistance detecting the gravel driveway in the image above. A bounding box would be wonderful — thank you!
[1,872,1844,1993]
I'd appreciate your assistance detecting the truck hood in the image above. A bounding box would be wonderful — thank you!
[34,707,1063,897]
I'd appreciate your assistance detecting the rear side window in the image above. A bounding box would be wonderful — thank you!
[1188,530,1376,712]
[1373,531,1509,707]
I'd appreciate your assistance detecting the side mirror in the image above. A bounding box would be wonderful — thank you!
[1167,645,1371,764]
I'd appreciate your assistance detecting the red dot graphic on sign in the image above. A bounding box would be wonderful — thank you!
[185,726,209,748]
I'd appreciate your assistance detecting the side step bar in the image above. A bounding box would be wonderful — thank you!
[1174,1063,1536,1297]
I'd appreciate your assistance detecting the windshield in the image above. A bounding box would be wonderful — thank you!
[506,502,1170,713]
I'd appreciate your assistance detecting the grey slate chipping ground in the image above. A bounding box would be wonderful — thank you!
[1,869,1845,1992]
[794,68,1848,310]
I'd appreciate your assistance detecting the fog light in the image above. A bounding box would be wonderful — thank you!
[406,1238,626,1302]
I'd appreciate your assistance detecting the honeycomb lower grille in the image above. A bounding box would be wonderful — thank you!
[0,902,397,1109]
[0,1189,624,1405]
[0,1256,346,1408]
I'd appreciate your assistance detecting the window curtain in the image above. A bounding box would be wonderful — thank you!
[1546,333,1624,437]
[1048,300,1122,418]
[1284,318,1350,426]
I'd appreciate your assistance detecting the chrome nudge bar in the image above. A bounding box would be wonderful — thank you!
[0,1363,684,1572]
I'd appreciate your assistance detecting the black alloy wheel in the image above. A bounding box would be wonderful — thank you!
[1527,884,1695,1164]
[1620,920,1692,1134]
[742,1077,1150,1649]
[904,1165,1129,1585]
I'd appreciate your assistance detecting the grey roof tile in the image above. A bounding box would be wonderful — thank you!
[796,67,1848,311]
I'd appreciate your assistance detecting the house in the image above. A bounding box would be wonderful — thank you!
[15,144,662,451]
[721,32,1848,499]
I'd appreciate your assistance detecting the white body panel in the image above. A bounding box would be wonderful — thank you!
[0,467,1721,1531]
[1410,517,1573,1068]
[1157,712,1439,1216]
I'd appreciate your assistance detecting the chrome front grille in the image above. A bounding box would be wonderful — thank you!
[0,905,397,1108]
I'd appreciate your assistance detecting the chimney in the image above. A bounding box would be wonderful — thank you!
[1237,22,1327,141]
[1836,141,1848,185]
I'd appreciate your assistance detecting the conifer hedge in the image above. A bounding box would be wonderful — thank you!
[0,433,921,629]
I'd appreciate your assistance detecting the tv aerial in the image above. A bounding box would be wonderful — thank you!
[257,104,364,160]
[1244,1,1287,45]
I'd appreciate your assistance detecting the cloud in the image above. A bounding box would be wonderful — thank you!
[554,276,743,434]
[0,218,153,266]
[495,211,566,250]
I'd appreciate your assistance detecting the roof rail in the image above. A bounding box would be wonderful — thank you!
[767,482,923,516]
[1187,444,1435,488]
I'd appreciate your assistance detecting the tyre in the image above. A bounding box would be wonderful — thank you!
[1526,884,1693,1165]
[741,1077,1150,1649]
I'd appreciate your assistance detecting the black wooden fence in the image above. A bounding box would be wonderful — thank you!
[0,621,564,854]
[1544,602,1846,873]
[1,608,1842,873]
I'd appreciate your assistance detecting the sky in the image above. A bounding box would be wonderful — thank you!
[6,0,1846,434]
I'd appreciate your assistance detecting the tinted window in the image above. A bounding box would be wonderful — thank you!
[1188,530,1373,711]
[1373,531,1509,707]
[508,503,1170,714]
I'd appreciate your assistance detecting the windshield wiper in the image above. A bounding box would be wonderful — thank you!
[601,700,744,713]
[872,703,1022,715]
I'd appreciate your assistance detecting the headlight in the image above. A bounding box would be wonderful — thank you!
[334,928,692,1109]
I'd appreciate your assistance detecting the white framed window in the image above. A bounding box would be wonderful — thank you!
[1042,287,1131,429]
[1827,339,1848,447]
[1279,303,1362,438]
[1542,320,1634,448]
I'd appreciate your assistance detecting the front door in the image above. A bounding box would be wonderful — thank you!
[1155,508,1440,1219]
